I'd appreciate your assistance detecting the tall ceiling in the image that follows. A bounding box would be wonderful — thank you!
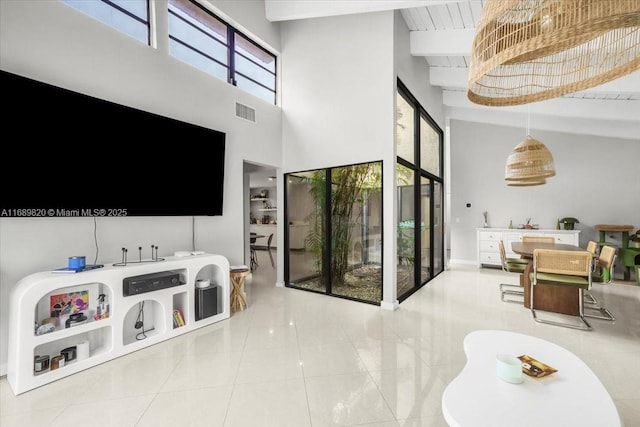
[265,0,640,140]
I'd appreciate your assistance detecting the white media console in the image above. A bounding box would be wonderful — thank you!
[7,253,230,395]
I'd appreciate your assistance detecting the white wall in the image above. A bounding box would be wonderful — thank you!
[449,119,640,264]
[280,11,395,171]
[280,11,402,306]
[0,0,282,374]
[393,11,444,131]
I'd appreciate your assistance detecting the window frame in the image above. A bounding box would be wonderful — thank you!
[61,0,151,45]
[168,0,277,105]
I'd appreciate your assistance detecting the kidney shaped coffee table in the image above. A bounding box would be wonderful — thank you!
[442,330,621,427]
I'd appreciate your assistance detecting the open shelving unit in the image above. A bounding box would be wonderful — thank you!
[8,253,230,395]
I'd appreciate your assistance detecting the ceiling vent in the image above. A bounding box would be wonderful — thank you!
[235,102,256,123]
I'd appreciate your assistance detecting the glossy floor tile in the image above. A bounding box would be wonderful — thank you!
[2,249,639,426]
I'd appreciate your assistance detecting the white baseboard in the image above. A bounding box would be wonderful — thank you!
[380,300,399,311]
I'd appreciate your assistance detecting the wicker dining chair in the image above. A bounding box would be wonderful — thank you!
[498,240,529,303]
[530,249,593,330]
[522,235,555,244]
[586,240,598,257]
[583,240,600,304]
[582,245,616,321]
[592,245,617,284]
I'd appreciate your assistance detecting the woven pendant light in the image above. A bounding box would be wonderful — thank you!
[468,0,640,106]
[507,177,547,187]
[505,135,556,183]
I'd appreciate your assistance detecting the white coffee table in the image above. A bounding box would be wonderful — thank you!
[442,330,621,427]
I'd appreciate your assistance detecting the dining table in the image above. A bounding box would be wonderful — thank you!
[511,242,585,316]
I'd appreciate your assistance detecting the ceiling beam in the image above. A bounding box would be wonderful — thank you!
[265,0,460,22]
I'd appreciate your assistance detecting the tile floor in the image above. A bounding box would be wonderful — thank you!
[1,250,639,426]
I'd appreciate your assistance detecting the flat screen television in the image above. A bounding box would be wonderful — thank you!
[1,69,225,217]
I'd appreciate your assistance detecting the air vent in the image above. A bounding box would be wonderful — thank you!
[235,102,256,123]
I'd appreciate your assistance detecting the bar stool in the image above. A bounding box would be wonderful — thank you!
[229,265,250,313]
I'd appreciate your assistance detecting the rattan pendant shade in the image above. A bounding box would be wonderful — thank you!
[505,135,556,183]
[468,0,640,106]
[507,177,547,186]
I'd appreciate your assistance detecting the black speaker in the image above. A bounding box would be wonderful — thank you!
[195,285,219,321]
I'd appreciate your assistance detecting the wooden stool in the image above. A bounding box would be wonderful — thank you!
[229,266,250,313]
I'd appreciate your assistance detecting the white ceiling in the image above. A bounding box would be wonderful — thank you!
[265,0,640,140]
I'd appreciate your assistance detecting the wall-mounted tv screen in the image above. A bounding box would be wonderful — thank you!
[1,69,225,217]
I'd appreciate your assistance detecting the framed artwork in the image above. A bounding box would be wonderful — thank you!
[50,291,89,317]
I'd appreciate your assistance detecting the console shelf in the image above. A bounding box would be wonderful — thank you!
[8,253,230,395]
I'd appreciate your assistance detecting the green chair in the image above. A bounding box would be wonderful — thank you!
[498,240,529,303]
[530,249,593,330]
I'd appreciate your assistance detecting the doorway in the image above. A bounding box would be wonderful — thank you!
[244,161,278,276]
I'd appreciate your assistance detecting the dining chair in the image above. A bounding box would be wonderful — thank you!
[498,240,529,303]
[582,245,616,321]
[522,235,555,243]
[250,233,258,271]
[266,233,275,268]
[592,245,616,284]
[583,240,600,304]
[530,249,593,330]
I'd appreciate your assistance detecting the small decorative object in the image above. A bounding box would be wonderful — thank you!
[76,340,90,361]
[556,218,561,230]
[34,355,50,373]
[518,354,557,378]
[35,323,55,336]
[51,355,64,370]
[50,291,89,317]
[482,211,489,228]
[509,220,513,229]
[496,354,523,384]
[560,217,580,230]
[94,293,109,320]
[65,312,88,328]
